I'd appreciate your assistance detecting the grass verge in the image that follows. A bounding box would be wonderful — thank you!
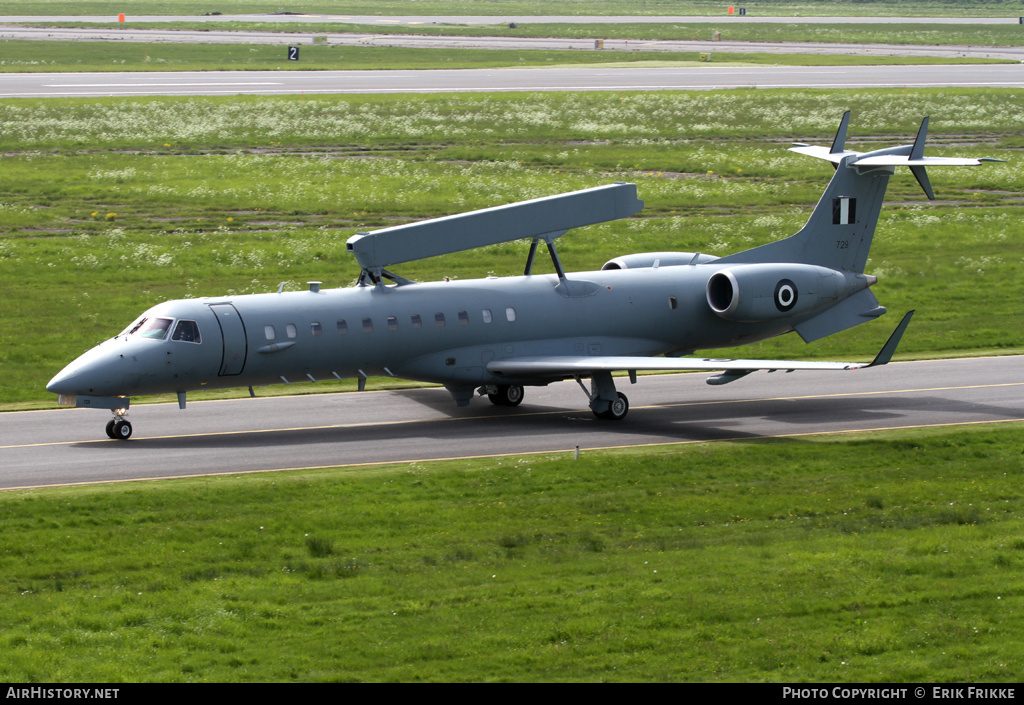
[1,423,1022,681]
[0,39,1005,74]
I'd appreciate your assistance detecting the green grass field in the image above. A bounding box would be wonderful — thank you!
[2,424,1022,681]
[2,39,1006,74]
[25,20,1024,52]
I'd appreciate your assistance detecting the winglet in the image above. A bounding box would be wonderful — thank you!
[866,310,915,368]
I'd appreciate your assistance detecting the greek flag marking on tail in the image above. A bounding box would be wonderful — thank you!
[833,197,856,225]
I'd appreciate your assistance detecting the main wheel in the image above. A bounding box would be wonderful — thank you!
[105,419,117,439]
[112,420,133,440]
[593,392,629,421]
[488,384,524,407]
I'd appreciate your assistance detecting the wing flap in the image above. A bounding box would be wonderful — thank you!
[489,355,865,377]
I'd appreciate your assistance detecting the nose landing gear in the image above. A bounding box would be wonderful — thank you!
[105,413,132,440]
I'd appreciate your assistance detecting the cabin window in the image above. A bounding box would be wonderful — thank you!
[482,309,492,323]
[137,317,173,340]
[387,316,398,331]
[311,321,322,336]
[506,307,517,322]
[265,325,276,340]
[668,296,678,310]
[337,319,348,334]
[411,314,422,329]
[458,311,469,325]
[435,313,446,327]
[286,324,297,339]
[172,319,201,344]
[362,317,373,332]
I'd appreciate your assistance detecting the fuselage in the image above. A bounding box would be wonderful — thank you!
[46,263,794,401]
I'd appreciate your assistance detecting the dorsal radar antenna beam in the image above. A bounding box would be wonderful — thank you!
[346,183,643,282]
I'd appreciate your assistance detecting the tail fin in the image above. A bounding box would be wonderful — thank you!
[720,112,998,273]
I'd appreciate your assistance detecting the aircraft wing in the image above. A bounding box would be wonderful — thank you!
[488,312,913,383]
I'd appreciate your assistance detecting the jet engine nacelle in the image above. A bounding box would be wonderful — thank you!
[601,251,719,270]
[706,263,872,323]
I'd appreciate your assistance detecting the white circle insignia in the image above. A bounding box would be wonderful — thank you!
[775,279,797,312]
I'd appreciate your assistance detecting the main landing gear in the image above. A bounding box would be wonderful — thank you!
[484,384,525,407]
[482,372,631,420]
[577,371,630,421]
[105,413,132,440]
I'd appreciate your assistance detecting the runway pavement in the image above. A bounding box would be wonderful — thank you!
[3,356,1022,490]
[3,64,1023,98]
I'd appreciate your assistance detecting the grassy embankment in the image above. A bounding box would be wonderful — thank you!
[29,19,1024,48]
[2,37,1007,73]
[1,88,1021,408]
[1,423,1023,681]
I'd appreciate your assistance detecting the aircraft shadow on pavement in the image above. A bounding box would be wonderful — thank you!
[72,391,1019,454]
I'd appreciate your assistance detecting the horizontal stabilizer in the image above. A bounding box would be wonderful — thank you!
[346,182,643,272]
[791,115,1000,200]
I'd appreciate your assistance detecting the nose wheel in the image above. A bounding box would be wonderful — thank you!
[105,417,133,440]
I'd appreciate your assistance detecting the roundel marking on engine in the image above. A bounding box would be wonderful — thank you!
[774,279,798,312]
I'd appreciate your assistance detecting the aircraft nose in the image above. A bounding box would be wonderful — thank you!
[46,365,77,395]
[46,344,126,396]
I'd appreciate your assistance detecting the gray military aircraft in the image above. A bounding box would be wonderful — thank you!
[47,113,995,439]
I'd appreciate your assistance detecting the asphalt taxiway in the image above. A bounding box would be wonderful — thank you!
[3,64,1023,98]
[3,356,1022,490]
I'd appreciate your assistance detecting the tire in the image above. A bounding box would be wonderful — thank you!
[105,419,117,439]
[488,384,524,407]
[112,420,133,440]
[593,392,629,421]
[607,392,629,420]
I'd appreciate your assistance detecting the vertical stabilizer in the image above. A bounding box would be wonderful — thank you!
[830,110,851,157]
[719,152,891,273]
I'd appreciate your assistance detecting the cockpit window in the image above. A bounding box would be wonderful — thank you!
[171,319,201,343]
[120,317,147,338]
[136,317,173,340]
